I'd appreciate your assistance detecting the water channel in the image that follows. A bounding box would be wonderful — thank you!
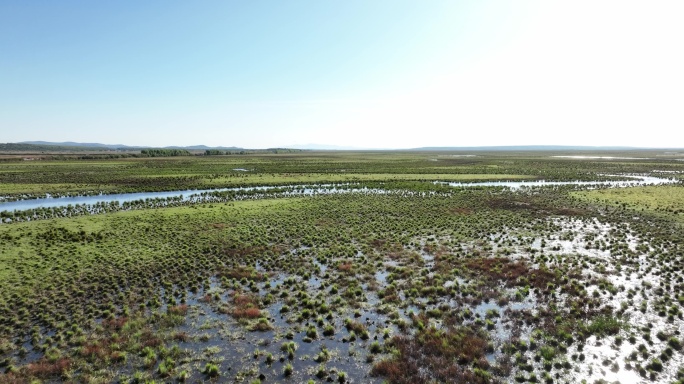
[442,174,676,190]
[0,174,677,213]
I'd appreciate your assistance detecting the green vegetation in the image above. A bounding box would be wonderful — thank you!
[1,150,666,198]
[0,151,683,382]
[140,149,192,157]
[576,185,684,221]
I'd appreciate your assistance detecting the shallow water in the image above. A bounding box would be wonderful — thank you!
[551,156,652,160]
[1,174,676,213]
[443,174,675,190]
[0,185,377,213]
[0,186,271,210]
[5,212,682,382]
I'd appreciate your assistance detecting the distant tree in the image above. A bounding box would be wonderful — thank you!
[140,149,192,157]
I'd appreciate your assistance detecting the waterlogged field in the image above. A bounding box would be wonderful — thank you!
[1,150,680,199]
[0,151,683,383]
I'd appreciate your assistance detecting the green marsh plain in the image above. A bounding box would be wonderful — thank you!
[1,151,683,383]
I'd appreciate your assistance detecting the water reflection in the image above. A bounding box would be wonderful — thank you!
[442,174,675,190]
[0,174,676,213]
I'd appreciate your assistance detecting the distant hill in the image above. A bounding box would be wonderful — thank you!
[162,145,243,151]
[8,142,304,154]
[284,144,680,151]
[1,142,115,152]
[287,144,371,150]
[19,141,245,151]
[10,142,680,153]
[20,141,126,149]
[406,145,642,151]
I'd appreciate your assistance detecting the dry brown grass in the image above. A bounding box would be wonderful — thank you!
[25,358,71,379]
[371,326,494,384]
[464,257,559,290]
[228,292,262,319]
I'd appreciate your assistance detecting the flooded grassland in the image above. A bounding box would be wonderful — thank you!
[0,153,683,383]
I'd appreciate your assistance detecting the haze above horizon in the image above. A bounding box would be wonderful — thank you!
[2,1,683,149]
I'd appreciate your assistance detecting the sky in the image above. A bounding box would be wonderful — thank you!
[1,1,683,149]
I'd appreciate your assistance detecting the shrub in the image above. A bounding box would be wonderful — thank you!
[539,346,556,361]
[306,326,318,339]
[323,324,335,336]
[587,315,622,337]
[167,304,189,316]
[250,317,273,331]
[203,363,219,377]
[647,359,663,372]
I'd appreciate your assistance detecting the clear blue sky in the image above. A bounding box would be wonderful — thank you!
[2,1,683,148]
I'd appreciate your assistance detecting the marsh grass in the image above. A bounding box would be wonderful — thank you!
[1,152,683,382]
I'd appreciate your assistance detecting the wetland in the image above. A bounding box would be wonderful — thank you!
[0,151,683,383]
